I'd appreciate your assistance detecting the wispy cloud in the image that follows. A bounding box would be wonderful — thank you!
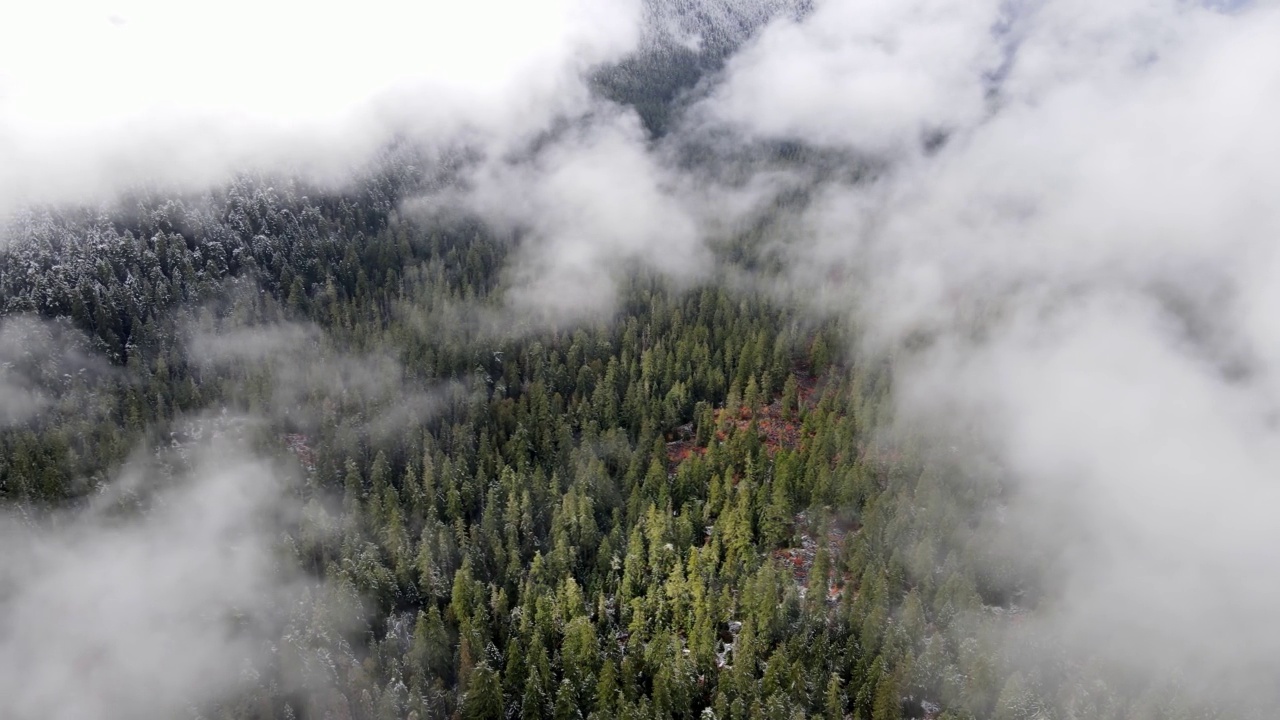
[0,444,309,720]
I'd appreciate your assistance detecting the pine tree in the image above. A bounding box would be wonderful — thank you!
[826,672,845,720]
[462,664,504,720]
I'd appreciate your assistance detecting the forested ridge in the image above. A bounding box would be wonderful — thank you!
[3,0,1274,716]
[0,165,1231,720]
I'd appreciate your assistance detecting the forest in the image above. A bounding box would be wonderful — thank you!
[0,166,1235,720]
[2,1,1274,718]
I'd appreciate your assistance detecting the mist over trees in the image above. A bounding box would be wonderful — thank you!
[3,0,1279,719]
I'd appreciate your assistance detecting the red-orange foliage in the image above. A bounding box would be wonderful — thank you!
[282,433,315,472]
[667,369,823,471]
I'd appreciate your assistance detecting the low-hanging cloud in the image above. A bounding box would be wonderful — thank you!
[187,320,463,436]
[0,315,113,428]
[7,0,1280,709]
[0,444,308,720]
[447,108,707,323]
[0,0,644,213]
[691,0,1280,702]
[701,0,1004,153]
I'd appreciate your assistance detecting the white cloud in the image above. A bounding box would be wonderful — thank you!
[449,109,706,322]
[0,0,643,210]
[714,0,1280,693]
[7,0,1280,702]
[702,0,1004,153]
[0,446,307,720]
[393,9,1280,623]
